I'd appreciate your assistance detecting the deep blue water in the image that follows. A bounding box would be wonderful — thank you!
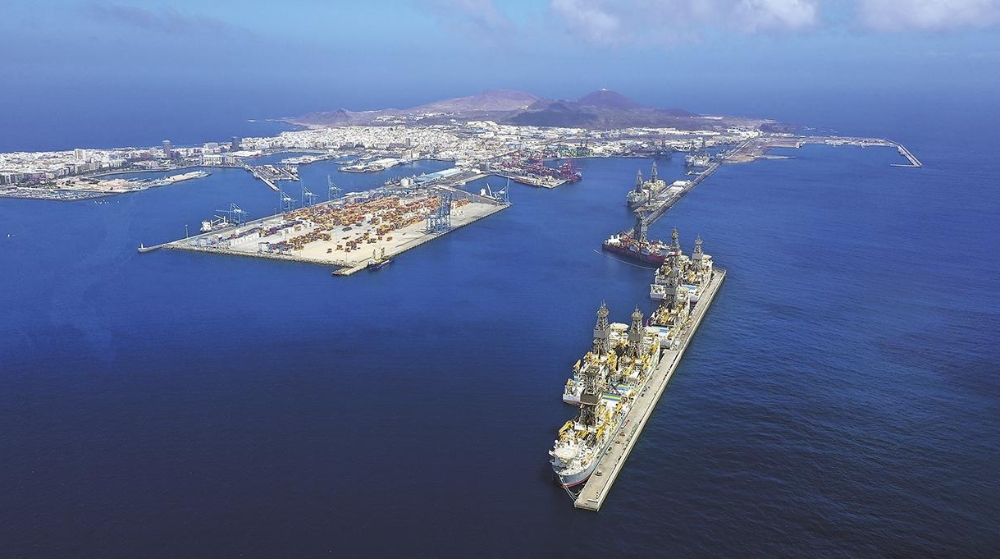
[2,94,999,557]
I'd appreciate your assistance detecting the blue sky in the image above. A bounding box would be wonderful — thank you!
[2,0,999,116]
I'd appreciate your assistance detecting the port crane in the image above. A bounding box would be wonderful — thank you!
[480,178,511,205]
[301,182,318,207]
[327,175,342,201]
[216,203,249,226]
[279,189,296,213]
[425,191,452,233]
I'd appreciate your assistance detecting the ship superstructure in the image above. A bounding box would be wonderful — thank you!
[551,304,661,487]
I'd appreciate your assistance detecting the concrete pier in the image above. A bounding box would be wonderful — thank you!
[890,142,922,167]
[573,268,727,512]
[639,161,720,226]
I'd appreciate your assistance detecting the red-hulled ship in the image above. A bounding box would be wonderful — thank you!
[601,216,671,265]
[558,160,582,183]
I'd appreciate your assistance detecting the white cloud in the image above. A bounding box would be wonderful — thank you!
[736,0,819,32]
[855,0,1000,31]
[423,0,512,31]
[548,0,1000,44]
[549,0,819,44]
[551,0,623,44]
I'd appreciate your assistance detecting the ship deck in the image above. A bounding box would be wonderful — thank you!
[573,268,726,511]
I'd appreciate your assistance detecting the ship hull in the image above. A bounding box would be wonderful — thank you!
[556,459,598,488]
[602,242,666,265]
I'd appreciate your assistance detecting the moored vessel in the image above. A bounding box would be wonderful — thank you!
[601,216,670,266]
[626,162,667,210]
[550,304,661,487]
[367,247,393,270]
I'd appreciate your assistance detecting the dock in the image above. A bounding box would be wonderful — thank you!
[638,161,721,226]
[636,134,921,227]
[573,268,727,511]
[156,185,509,275]
[889,142,922,167]
[763,135,922,167]
[242,163,298,192]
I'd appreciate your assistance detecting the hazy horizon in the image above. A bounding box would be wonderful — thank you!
[3,1,998,119]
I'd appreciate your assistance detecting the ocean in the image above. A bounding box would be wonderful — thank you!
[1,89,998,558]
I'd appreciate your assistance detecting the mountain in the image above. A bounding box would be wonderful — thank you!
[577,89,642,110]
[289,89,748,130]
[508,90,696,128]
[410,89,539,114]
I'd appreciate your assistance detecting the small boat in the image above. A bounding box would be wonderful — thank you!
[368,257,393,270]
[366,247,392,270]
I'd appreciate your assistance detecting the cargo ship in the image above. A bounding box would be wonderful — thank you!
[626,162,666,210]
[601,216,670,265]
[550,304,662,487]
[367,247,393,270]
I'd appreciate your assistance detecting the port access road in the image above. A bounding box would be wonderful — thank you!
[574,268,727,512]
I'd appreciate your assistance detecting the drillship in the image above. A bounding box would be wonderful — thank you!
[626,161,667,210]
[550,304,662,487]
[648,228,711,301]
[649,234,714,337]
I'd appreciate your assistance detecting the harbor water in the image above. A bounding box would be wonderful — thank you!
[1,91,998,557]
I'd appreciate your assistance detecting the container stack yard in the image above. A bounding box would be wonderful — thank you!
[159,186,507,275]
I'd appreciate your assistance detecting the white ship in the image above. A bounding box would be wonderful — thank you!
[550,305,661,487]
[649,234,714,333]
[649,230,712,303]
[684,153,711,168]
[626,162,667,209]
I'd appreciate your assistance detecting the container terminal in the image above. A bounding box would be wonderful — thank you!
[144,184,509,275]
[551,230,724,511]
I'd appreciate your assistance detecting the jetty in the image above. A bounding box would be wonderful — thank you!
[573,268,726,511]
[636,134,921,227]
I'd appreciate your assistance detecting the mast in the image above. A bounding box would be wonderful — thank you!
[582,302,610,426]
[692,235,704,271]
[592,301,610,356]
[626,306,644,359]
[633,215,648,243]
[664,250,681,308]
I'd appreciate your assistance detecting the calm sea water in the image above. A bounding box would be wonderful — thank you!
[1,92,999,558]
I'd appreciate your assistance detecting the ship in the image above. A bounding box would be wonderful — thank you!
[626,162,666,210]
[200,216,232,233]
[550,304,662,487]
[558,160,582,183]
[367,247,393,270]
[648,233,714,334]
[649,228,688,300]
[601,215,670,265]
[684,152,711,168]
